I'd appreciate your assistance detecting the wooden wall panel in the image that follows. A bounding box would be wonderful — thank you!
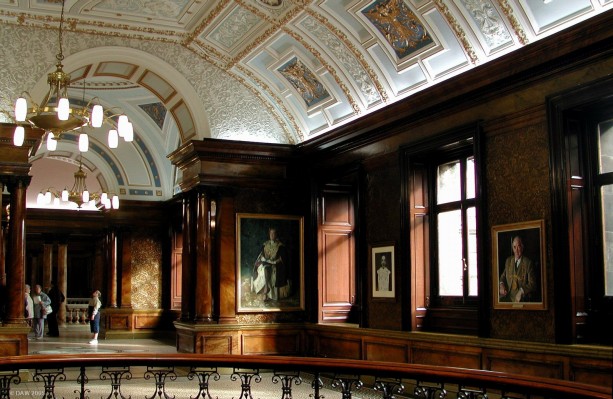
[242,331,302,355]
[315,334,361,359]
[174,324,611,388]
[321,232,352,305]
[570,358,613,387]
[0,338,23,356]
[319,188,355,323]
[485,351,565,380]
[177,330,195,353]
[411,342,482,369]
[364,339,409,363]
[171,232,182,310]
[108,315,131,330]
[134,315,161,329]
[200,335,233,354]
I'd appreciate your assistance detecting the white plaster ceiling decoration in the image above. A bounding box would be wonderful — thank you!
[0,0,610,208]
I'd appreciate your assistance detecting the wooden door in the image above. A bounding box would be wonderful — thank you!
[318,185,356,323]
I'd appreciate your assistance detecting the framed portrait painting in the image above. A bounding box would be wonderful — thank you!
[371,243,395,299]
[236,213,304,312]
[492,219,546,310]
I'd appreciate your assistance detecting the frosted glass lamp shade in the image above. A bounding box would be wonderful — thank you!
[57,98,70,121]
[13,126,25,146]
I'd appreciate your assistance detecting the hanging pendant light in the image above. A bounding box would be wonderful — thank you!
[11,0,133,152]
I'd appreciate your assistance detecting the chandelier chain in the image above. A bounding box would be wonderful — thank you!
[57,0,65,64]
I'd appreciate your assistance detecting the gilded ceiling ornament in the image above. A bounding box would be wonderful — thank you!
[283,28,360,115]
[234,65,302,143]
[433,0,478,64]
[257,0,283,7]
[498,0,528,45]
[363,0,433,59]
[309,10,389,104]
[301,12,386,106]
[460,0,512,51]
[279,57,330,107]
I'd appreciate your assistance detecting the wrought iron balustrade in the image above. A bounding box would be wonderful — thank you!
[0,354,609,399]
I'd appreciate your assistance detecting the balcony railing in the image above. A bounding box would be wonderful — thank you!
[65,298,90,325]
[0,354,609,399]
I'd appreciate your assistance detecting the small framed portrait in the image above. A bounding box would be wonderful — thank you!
[236,213,304,312]
[492,219,546,310]
[371,243,395,299]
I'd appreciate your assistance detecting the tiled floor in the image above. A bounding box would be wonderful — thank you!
[27,326,177,355]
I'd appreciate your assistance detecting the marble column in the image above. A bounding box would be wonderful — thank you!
[57,242,68,326]
[194,191,213,322]
[107,229,118,308]
[180,193,195,321]
[0,183,4,288]
[42,242,53,290]
[3,176,31,325]
[120,230,132,309]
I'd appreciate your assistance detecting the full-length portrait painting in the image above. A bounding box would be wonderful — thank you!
[371,244,395,299]
[236,213,304,312]
[492,219,546,310]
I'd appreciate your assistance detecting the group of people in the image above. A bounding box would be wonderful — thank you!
[24,284,102,344]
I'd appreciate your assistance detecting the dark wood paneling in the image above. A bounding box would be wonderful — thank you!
[176,331,195,353]
[364,339,409,363]
[0,337,24,356]
[134,315,162,329]
[200,335,233,354]
[319,188,355,323]
[174,324,611,388]
[315,334,362,359]
[242,331,302,355]
[485,350,565,380]
[108,315,131,330]
[570,358,613,387]
[171,210,183,311]
[411,342,482,369]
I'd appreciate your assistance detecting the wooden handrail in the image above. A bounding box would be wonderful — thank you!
[0,354,610,399]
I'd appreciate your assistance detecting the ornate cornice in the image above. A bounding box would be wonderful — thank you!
[433,0,478,64]
[497,0,528,45]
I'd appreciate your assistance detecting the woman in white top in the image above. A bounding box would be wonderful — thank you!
[24,284,34,327]
[88,290,102,344]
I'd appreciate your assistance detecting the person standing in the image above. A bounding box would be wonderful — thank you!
[31,284,51,340]
[88,290,102,344]
[24,284,34,328]
[46,281,65,337]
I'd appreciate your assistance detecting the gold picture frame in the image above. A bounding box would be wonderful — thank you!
[236,213,304,312]
[492,219,546,310]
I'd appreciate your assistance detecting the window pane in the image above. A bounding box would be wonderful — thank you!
[437,210,463,296]
[598,119,613,174]
[437,160,460,204]
[466,157,475,199]
[602,185,613,296]
[467,206,478,296]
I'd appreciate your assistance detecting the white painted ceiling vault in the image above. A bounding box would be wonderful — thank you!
[0,0,611,209]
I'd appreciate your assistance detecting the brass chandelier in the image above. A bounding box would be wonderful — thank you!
[12,0,133,152]
[37,157,119,210]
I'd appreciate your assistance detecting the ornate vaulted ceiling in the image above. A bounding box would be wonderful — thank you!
[0,0,610,208]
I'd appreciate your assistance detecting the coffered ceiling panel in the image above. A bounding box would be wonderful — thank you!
[0,0,610,207]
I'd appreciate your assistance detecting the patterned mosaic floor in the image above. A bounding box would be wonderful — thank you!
[27,327,177,355]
